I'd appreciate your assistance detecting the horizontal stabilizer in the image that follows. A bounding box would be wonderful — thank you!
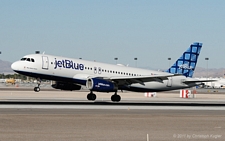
[183,79,216,84]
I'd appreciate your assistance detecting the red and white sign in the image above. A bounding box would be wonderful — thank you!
[145,92,157,97]
[180,90,191,98]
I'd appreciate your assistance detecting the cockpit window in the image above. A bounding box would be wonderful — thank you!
[20,57,35,62]
[21,58,26,61]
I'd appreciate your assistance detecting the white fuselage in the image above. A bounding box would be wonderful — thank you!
[11,54,198,92]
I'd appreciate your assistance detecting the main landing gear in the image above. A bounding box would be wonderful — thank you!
[87,91,96,101]
[111,92,121,102]
[34,79,41,92]
[86,91,121,102]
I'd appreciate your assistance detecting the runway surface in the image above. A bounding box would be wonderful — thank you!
[0,88,225,140]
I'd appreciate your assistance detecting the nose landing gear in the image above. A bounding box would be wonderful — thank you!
[34,86,40,92]
[34,78,41,92]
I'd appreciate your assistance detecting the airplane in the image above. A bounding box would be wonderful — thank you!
[197,77,225,88]
[11,42,212,102]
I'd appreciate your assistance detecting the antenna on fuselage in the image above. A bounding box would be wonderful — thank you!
[42,51,45,54]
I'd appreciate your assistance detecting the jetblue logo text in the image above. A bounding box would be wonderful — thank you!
[54,58,84,70]
[179,64,193,70]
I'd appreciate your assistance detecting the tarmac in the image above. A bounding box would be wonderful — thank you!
[0,87,225,141]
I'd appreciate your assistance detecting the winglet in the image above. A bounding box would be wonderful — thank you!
[166,42,202,78]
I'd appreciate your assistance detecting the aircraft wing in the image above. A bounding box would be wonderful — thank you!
[107,74,174,86]
[73,73,174,86]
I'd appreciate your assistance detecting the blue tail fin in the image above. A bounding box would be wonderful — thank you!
[166,42,202,78]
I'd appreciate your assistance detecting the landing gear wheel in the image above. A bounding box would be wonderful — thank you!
[34,78,41,92]
[87,93,96,101]
[111,94,121,102]
[34,87,40,92]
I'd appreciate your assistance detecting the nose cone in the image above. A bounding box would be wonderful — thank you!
[11,61,19,71]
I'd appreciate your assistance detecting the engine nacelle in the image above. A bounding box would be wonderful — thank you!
[51,81,81,91]
[86,78,117,92]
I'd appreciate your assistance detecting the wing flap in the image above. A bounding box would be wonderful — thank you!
[110,74,174,85]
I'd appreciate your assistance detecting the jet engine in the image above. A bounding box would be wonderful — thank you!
[51,81,81,91]
[86,78,117,92]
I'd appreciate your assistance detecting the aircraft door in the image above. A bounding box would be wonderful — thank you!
[42,56,49,70]
[167,77,172,87]
[94,67,97,74]
[98,67,102,74]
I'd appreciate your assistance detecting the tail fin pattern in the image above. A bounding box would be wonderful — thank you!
[166,42,202,78]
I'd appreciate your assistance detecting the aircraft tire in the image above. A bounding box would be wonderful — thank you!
[111,95,121,102]
[34,87,40,92]
[87,93,96,101]
[87,94,91,100]
[116,95,121,102]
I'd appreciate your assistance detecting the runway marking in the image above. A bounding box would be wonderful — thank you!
[1,105,225,110]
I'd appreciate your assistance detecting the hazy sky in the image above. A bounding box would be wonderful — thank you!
[1,0,225,70]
